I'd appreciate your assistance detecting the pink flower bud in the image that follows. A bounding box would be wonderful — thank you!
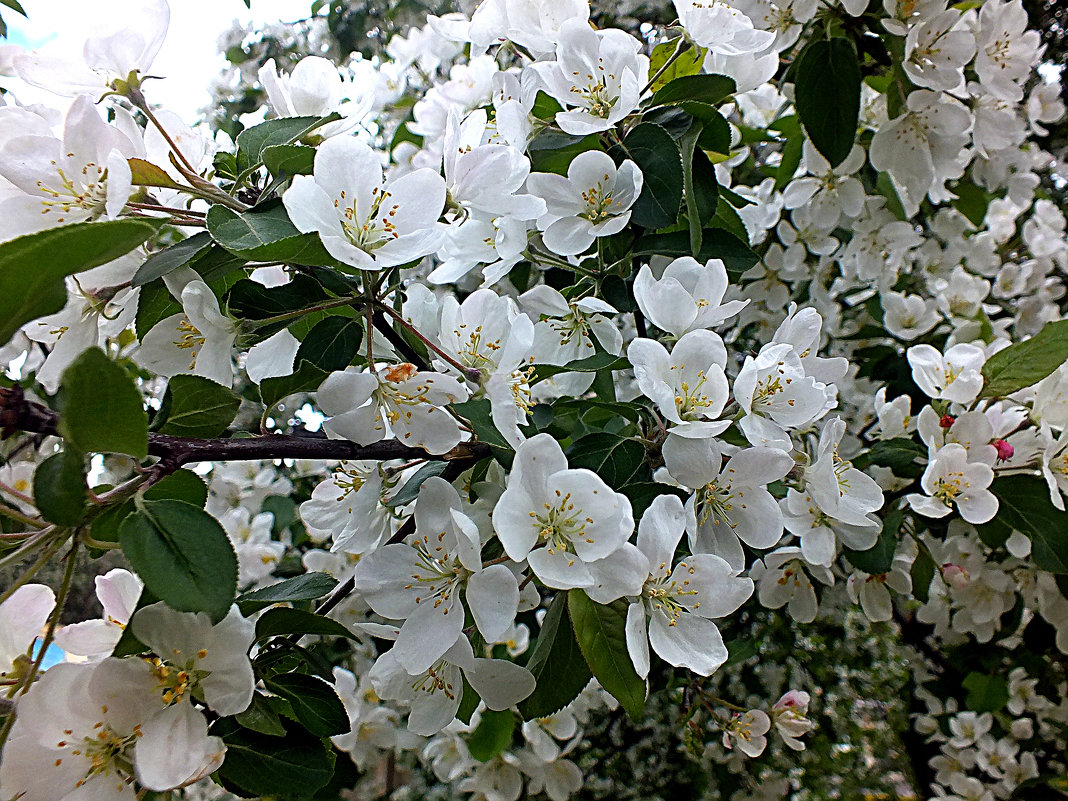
[939,414,955,429]
[993,439,1014,462]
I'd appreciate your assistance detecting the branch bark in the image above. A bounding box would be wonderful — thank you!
[0,385,489,469]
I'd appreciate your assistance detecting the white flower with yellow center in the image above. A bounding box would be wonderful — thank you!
[494,434,634,589]
[632,256,748,339]
[300,461,396,555]
[907,443,997,524]
[907,342,986,404]
[628,329,731,439]
[283,136,446,270]
[527,150,642,257]
[529,18,647,135]
[317,363,470,456]
[623,495,753,678]
[354,477,519,674]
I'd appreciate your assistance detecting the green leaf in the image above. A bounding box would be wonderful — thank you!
[33,449,87,526]
[843,506,901,574]
[911,546,935,604]
[518,592,592,720]
[135,280,181,340]
[620,483,689,519]
[566,433,648,490]
[963,672,1009,713]
[647,40,705,93]
[0,1,27,17]
[776,134,803,191]
[0,219,161,345]
[119,499,238,621]
[225,274,330,321]
[531,90,564,120]
[144,468,208,507]
[633,228,758,278]
[262,144,316,177]
[264,673,350,737]
[151,375,240,438]
[206,200,341,267]
[128,158,182,189]
[951,181,994,227]
[58,347,148,459]
[567,590,645,721]
[980,320,1068,398]
[528,131,603,176]
[794,38,861,167]
[235,114,341,173]
[466,709,515,762]
[386,460,450,508]
[987,476,1068,574]
[131,232,213,287]
[237,572,338,613]
[532,351,630,382]
[651,74,736,108]
[613,122,683,229]
[259,360,328,408]
[452,398,515,466]
[213,718,334,799]
[254,607,357,641]
[295,316,364,371]
[235,692,287,736]
[862,437,927,478]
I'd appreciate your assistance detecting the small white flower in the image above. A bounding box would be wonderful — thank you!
[632,257,748,338]
[907,443,997,524]
[907,343,986,404]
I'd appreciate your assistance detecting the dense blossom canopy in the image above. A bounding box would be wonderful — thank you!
[0,0,1066,799]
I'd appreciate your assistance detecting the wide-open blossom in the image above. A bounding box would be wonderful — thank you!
[663,435,794,570]
[628,329,731,439]
[283,136,446,270]
[673,0,775,55]
[624,495,753,678]
[527,150,642,256]
[54,569,141,660]
[354,477,519,673]
[258,55,371,138]
[494,434,634,590]
[632,257,748,338]
[368,634,534,736]
[300,461,396,555]
[907,343,986,404]
[906,443,997,524]
[529,18,647,136]
[318,364,469,455]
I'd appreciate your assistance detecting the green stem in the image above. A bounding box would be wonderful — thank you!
[376,304,481,382]
[249,295,364,328]
[0,501,44,529]
[641,37,690,96]
[0,531,70,607]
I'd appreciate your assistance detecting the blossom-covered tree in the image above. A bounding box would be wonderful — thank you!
[0,0,1066,799]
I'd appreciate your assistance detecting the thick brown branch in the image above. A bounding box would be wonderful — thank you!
[0,385,489,468]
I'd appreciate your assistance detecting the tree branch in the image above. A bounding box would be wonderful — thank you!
[0,385,489,469]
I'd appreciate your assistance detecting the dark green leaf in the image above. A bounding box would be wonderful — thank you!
[620,483,689,519]
[843,506,901,574]
[613,122,683,229]
[719,185,754,208]
[264,673,350,737]
[566,433,649,490]
[144,469,208,506]
[776,134,803,191]
[518,592,592,719]
[634,228,757,278]
[0,219,161,345]
[987,476,1068,574]
[119,499,238,621]
[58,347,148,458]
[532,352,630,383]
[235,692,287,736]
[466,709,515,762]
[135,280,181,340]
[255,607,357,641]
[225,274,330,320]
[152,375,240,438]
[132,232,213,287]
[206,200,342,267]
[863,437,927,478]
[980,320,1068,398]
[911,546,935,604]
[531,90,564,120]
[259,360,328,408]
[963,672,1009,713]
[33,449,87,526]
[213,718,334,798]
[568,590,645,721]
[651,74,736,108]
[451,398,515,466]
[235,114,342,172]
[262,144,316,177]
[237,572,338,613]
[794,38,861,167]
[528,131,603,176]
[386,461,449,508]
[951,181,994,228]
[295,316,363,371]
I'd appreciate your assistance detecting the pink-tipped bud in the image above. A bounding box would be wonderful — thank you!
[993,439,1014,462]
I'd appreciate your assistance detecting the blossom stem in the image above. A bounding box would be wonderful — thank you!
[0,499,44,529]
[0,536,79,752]
[376,303,482,383]
[0,530,70,607]
[248,295,364,328]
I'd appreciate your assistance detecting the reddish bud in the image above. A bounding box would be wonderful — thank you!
[993,439,1014,462]
[939,414,955,429]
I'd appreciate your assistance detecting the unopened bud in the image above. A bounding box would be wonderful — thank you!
[993,439,1014,462]
[939,414,955,429]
